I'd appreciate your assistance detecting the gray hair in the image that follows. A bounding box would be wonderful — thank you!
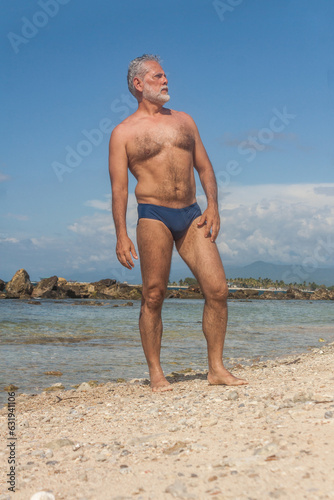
[127,54,161,97]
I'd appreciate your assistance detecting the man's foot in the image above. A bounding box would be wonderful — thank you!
[207,367,248,386]
[150,374,173,392]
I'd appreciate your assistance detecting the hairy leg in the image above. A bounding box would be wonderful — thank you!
[137,218,174,392]
[176,219,248,386]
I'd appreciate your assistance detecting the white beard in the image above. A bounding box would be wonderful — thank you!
[142,84,170,104]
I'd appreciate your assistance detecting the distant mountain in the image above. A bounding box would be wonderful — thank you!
[225,261,334,286]
[42,260,334,287]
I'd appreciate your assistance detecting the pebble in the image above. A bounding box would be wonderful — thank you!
[165,479,188,498]
[76,382,92,392]
[30,493,55,500]
[45,438,74,450]
[227,391,239,401]
[324,411,333,419]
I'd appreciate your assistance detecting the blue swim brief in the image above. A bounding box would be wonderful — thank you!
[137,202,202,240]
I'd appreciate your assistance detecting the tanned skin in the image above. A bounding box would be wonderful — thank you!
[109,60,248,391]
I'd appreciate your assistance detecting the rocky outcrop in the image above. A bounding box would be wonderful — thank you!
[5,269,33,298]
[1,269,333,301]
[228,289,255,300]
[286,287,311,300]
[90,279,141,299]
[311,288,334,300]
[32,276,58,298]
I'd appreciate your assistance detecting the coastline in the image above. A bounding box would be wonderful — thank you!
[1,343,333,499]
[1,269,334,301]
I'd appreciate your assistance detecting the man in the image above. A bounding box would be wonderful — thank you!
[109,54,247,392]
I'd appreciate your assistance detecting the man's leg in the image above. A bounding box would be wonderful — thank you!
[137,218,174,392]
[175,218,248,385]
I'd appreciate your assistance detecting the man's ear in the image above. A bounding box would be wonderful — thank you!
[133,76,143,92]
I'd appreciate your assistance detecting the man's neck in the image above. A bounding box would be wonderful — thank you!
[137,99,166,116]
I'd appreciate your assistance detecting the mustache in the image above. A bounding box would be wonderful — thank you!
[160,86,169,92]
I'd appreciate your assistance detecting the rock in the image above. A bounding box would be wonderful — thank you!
[44,371,63,376]
[312,289,334,300]
[93,278,117,287]
[201,417,218,427]
[44,383,65,391]
[76,382,92,392]
[286,287,310,300]
[5,269,33,298]
[0,279,5,291]
[229,289,247,299]
[260,291,278,300]
[227,390,239,401]
[4,384,19,391]
[292,391,313,403]
[163,441,188,455]
[32,276,58,298]
[28,300,41,305]
[165,479,188,498]
[324,411,333,419]
[45,438,74,450]
[30,492,55,500]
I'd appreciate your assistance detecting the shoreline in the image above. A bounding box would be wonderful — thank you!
[1,343,333,499]
[2,336,334,409]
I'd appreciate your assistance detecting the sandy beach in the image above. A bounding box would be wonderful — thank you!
[1,343,334,500]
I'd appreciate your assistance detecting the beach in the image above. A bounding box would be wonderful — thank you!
[1,342,334,500]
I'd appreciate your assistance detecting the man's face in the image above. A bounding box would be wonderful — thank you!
[141,61,170,104]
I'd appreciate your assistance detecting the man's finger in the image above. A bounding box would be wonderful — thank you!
[131,244,138,259]
[205,219,213,237]
[197,214,206,227]
[210,220,218,242]
[125,252,134,268]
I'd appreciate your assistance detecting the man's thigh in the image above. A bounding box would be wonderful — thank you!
[136,219,174,290]
[175,217,227,294]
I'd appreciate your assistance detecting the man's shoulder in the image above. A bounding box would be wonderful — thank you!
[110,115,135,141]
[171,109,196,123]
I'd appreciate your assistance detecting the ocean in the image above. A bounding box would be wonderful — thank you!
[1,298,334,406]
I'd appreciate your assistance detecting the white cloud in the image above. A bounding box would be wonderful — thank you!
[85,196,111,211]
[2,184,333,281]
[0,236,19,243]
[48,185,334,270]
[214,183,334,265]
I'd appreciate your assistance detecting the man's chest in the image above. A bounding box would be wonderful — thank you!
[127,124,194,164]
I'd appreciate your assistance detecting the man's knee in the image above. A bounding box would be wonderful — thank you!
[204,282,229,303]
[142,286,165,309]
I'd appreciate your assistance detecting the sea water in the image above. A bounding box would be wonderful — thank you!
[1,298,333,406]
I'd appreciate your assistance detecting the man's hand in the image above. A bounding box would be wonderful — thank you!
[116,235,138,269]
[197,205,220,243]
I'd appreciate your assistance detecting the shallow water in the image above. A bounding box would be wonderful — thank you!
[1,298,333,406]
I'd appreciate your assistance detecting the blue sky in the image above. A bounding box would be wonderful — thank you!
[1,0,334,282]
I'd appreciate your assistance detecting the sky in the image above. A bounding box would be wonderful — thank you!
[1,0,334,283]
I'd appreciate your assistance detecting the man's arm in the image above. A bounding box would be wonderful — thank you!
[186,115,220,242]
[109,126,138,269]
